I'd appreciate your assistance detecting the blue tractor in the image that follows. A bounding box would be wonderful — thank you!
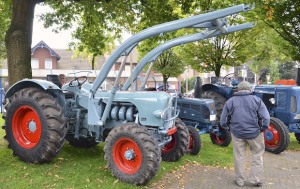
[201,72,300,154]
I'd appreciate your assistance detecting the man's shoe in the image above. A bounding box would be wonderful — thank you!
[249,182,263,187]
[235,180,244,187]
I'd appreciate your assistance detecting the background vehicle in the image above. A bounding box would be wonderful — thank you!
[2,5,253,185]
[199,70,300,154]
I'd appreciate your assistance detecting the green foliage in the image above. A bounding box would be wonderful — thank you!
[260,0,300,60]
[41,0,126,65]
[177,1,295,78]
[0,0,11,60]
[131,0,187,90]
[279,61,297,80]
[179,0,259,77]
[181,77,195,93]
[269,60,280,83]
[245,21,293,75]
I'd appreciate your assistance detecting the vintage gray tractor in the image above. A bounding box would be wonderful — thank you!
[2,4,254,185]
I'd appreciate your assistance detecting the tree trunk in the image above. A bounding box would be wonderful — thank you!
[214,63,222,78]
[91,55,95,70]
[163,75,169,91]
[5,0,40,86]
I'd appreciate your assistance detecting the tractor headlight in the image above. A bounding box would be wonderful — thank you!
[153,109,168,120]
[153,110,162,118]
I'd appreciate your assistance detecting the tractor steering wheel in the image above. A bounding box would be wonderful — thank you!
[69,76,88,87]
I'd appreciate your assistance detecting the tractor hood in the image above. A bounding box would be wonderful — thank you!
[177,96,216,123]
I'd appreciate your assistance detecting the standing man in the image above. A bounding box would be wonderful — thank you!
[220,81,270,187]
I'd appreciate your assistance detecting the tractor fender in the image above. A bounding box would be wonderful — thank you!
[201,84,229,99]
[5,79,61,98]
[4,79,66,109]
[202,84,220,93]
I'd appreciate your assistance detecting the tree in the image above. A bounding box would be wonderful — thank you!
[155,50,185,91]
[180,0,255,77]
[68,5,116,70]
[261,1,300,60]
[181,31,250,77]
[4,0,136,85]
[127,0,187,90]
[244,21,292,77]
[180,0,294,78]
[5,0,42,84]
[5,0,187,85]
[44,1,125,70]
[278,61,297,80]
[181,77,195,94]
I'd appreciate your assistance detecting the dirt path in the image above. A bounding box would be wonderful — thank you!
[148,151,300,189]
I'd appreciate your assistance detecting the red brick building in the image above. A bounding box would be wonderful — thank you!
[31,41,60,70]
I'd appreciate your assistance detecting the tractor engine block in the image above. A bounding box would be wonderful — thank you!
[109,105,136,122]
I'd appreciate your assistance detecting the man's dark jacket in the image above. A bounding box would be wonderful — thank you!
[220,91,270,139]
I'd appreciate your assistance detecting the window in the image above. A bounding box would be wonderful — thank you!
[45,59,52,69]
[277,92,286,109]
[31,59,39,69]
[125,65,131,72]
[291,96,297,113]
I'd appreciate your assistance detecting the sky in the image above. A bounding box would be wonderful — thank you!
[32,4,73,49]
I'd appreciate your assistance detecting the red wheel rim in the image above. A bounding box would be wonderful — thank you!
[211,133,224,144]
[12,105,42,149]
[188,134,194,150]
[162,135,175,153]
[113,138,142,174]
[264,123,280,148]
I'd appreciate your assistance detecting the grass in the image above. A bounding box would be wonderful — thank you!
[0,115,299,188]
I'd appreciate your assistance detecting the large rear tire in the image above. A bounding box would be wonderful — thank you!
[295,133,300,144]
[186,125,201,155]
[210,127,231,147]
[161,119,189,162]
[264,117,290,154]
[4,87,66,163]
[202,91,226,121]
[104,123,160,185]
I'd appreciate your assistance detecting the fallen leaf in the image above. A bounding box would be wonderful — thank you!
[113,179,119,184]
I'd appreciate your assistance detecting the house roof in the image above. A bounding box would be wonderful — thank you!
[31,40,61,61]
[53,49,107,70]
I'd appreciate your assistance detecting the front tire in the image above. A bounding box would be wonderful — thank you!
[186,125,201,155]
[202,91,226,121]
[264,117,290,154]
[104,123,160,185]
[161,120,189,162]
[210,126,231,147]
[4,87,66,163]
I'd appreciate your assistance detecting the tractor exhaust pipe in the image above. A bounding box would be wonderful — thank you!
[194,77,202,98]
[296,68,300,86]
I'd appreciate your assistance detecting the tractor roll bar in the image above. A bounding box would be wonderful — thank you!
[90,4,253,93]
[122,22,255,91]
